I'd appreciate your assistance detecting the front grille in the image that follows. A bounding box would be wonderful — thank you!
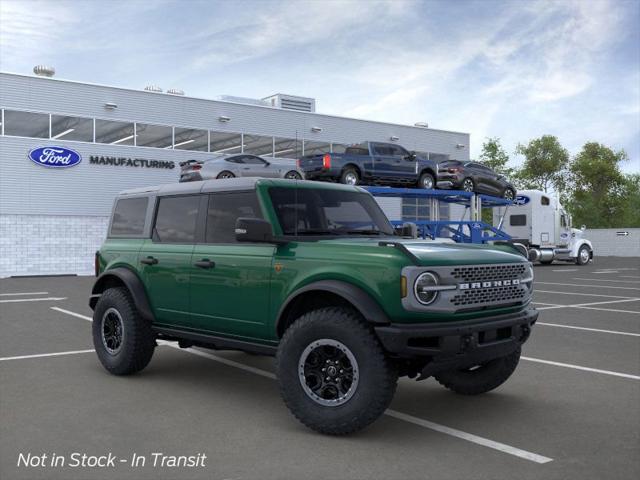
[451,263,527,283]
[451,285,526,307]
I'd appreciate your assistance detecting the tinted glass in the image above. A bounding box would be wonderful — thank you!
[95,119,135,145]
[541,196,550,206]
[4,110,49,138]
[154,196,200,243]
[210,131,243,154]
[226,156,244,164]
[110,197,148,236]
[136,123,173,148]
[372,144,393,155]
[51,115,93,142]
[206,192,263,243]
[389,145,409,157]
[174,127,208,151]
[242,155,266,165]
[268,187,394,236]
[510,214,527,226]
[345,147,369,156]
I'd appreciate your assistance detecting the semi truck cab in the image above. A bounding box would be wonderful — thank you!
[493,190,593,265]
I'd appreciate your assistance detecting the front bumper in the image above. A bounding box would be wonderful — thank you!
[375,308,537,376]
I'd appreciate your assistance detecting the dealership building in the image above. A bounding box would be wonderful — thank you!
[0,69,470,277]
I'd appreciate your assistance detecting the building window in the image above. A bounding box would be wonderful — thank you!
[3,110,49,138]
[273,137,302,158]
[95,119,135,145]
[243,134,274,156]
[210,131,243,154]
[303,140,330,156]
[135,123,173,149]
[173,127,208,151]
[51,114,93,142]
[402,199,430,221]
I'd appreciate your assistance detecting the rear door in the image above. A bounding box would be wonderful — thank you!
[139,194,201,327]
[189,191,274,339]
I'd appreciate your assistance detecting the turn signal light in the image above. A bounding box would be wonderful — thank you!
[322,153,331,169]
[401,275,407,298]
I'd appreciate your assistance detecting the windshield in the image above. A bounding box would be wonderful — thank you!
[268,187,395,236]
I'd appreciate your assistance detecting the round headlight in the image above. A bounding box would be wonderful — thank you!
[414,272,439,305]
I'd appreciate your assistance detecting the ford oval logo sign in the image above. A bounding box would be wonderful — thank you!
[514,195,530,206]
[28,146,82,168]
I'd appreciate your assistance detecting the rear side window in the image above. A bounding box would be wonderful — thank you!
[510,215,527,226]
[110,197,148,236]
[153,195,200,243]
[206,192,263,243]
[541,196,550,205]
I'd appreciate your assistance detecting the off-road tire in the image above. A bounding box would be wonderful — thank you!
[418,172,435,189]
[434,347,521,395]
[216,171,235,179]
[576,245,590,265]
[340,168,359,186]
[92,287,155,376]
[276,307,398,435]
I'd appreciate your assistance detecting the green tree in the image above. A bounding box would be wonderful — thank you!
[618,174,640,227]
[515,135,569,193]
[479,137,513,177]
[566,142,630,228]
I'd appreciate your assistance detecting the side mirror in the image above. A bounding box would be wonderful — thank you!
[581,225,586,231]
[405,152,416,161]
[264,161,271,167]
[235,218,274,243]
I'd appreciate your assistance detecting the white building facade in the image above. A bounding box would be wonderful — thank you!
[0,72,470,277]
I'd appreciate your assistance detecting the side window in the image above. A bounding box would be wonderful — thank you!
[372,144,390,156]
[389,145,409,157]
[561,215,567,227]
[510,215,527,226]
[242,155,266,165]
[153,195,200,243]
[541,196,550,206]
[206,192,263,243]
[226,156,243,164]
[110,197,148,236]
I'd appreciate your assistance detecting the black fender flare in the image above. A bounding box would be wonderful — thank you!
[276,280,390,336]
[89,268,155,322]
[419,167,436,179]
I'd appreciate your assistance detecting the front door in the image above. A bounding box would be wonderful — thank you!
[139,194,201,327]
[240,155,277,177]
[189,191,274,339]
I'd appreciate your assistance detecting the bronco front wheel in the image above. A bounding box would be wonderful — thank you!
[276,307,398,435]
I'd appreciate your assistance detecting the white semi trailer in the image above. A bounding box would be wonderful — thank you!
[493,190,593,265]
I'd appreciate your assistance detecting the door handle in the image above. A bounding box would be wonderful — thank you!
[140,256,158,265]
[194,259,215,269]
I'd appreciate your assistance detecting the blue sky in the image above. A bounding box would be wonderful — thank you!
[1,0,638,172]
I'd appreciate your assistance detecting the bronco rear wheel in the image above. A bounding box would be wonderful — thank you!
[434,348,521,395]
[92,287,155,375]
[276,307,397,435]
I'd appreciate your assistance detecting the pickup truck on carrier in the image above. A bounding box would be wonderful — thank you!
[298,141,439,189]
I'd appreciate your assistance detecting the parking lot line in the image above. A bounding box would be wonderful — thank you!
[572,306,640,315]
[534,298,640,311]
[536,282,640,291]
[521,357,640,380]
[0,291,49,296]
[621,275,640,279]
[551,269,578,272]
[51,306,92,321]
[162,342,553,464]
[0,296,67,303]
[384,410,553,464]
[572,278,640,284]
[535,290,638,299]
[0,349,95,362]
[536,322,640,337]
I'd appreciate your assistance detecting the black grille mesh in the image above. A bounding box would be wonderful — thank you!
[451,264,527,283]
[452,285,526,307]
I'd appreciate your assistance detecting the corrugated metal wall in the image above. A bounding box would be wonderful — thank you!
[585,228,640,258]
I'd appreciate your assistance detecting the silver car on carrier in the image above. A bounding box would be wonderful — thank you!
[180,154,304,182]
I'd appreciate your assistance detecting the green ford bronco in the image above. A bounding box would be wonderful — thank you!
[90,178,537,435]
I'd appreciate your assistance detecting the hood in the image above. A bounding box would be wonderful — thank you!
[317,237,527,266]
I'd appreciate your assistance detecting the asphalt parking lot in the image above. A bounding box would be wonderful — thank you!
[1,257,639,480]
